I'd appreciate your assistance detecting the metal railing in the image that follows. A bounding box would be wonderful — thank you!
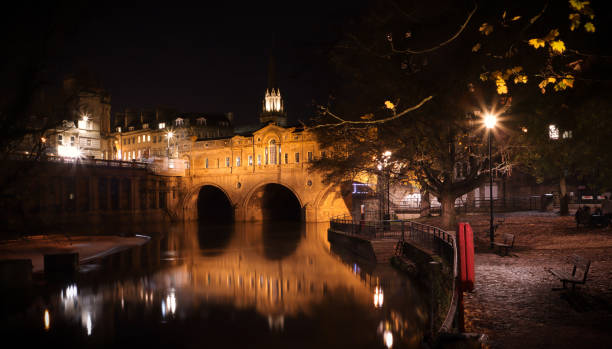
[329,215,454,265]
[329,215,458,334]
[8,153,149,169]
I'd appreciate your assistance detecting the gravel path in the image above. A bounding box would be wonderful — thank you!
[416,213,612,348]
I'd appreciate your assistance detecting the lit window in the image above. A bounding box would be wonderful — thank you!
[205,158,209,168]
[143,123,149,129]
[236,156,241,167]
[562,130,573,139]
[116,126,122,133]
[129,126,134,131]
[175,118,184,126]
[159,122,165,129]
[58,135,63,145]
[285,153,288,164]
[225,157,230,167]
[248,155,253,166]
[257,155,262,165]
[268,140,277,164]
[308,151,313,162]
[295,152,300,163]
[549,124,560,139]
[138,136,141,143]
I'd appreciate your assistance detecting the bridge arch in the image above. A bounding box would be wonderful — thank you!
[183,183,235,222]
[242,181,304,221]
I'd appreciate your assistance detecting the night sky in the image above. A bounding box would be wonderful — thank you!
[22,1,365,127]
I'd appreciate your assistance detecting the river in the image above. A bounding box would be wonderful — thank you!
[0,222,429,348]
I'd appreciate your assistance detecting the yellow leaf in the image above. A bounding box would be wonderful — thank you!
[550,40,566,54]
[384,101,395,110]
[479,23,494,35]
[547,77,557,83]
[512,66,523,73]
[528,38,546,49]
[495,78,508,94]
[584,22,595,32]
[479,73,488,81]
[538,79,548,92]
[543,29,560,42]
[563,75,575,88]
[360,113,374,120]
[569,13,581,31]
[512,16,521,21]
[502,11,506,19]
[569,0,588,11]
[491,71,502,80]
[513,74,528,84]
[472,43,481,52]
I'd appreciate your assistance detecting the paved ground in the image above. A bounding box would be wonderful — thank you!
[0,234,150,272]
[417,213,612,349]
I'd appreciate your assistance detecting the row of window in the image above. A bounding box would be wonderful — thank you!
[203,151,321,169]
[123,134,165,145]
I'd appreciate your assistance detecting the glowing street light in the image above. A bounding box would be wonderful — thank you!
[167,131,174,157]
[483,112,498,248]
[484,112,497,129]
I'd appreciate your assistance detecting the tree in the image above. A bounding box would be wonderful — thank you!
[307,0,606,228]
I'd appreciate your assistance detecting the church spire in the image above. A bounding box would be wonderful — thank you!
[260,52,287,126]
[267,55,277,90]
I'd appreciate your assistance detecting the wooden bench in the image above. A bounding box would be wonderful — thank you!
[547,255,591,290]
[492,233,515,256]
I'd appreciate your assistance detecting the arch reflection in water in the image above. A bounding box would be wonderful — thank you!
[261,221,303,260]
[197,223,236,256]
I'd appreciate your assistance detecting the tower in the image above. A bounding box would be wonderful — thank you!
[260,55,287,126]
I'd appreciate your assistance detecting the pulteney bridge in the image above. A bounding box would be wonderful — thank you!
[172,124,350,222]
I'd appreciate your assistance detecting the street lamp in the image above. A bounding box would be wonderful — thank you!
[484,112,497,248]
[167,131,174,157]
[379,150,392,221]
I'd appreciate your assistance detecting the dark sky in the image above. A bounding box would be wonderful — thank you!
[40,1,365,127]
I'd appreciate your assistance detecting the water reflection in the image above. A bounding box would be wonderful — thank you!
[7,222,428,348]
[197,223,235,256]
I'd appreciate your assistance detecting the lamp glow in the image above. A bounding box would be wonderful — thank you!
[484,113,497,129]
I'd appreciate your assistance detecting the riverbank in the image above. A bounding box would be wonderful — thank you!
[415,213,612,349]
[0,234,151,272]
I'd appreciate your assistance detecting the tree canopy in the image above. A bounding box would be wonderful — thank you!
[308,0,610,227]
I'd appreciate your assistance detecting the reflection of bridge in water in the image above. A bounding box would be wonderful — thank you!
[160,222,376,317]
[34,222,427,347]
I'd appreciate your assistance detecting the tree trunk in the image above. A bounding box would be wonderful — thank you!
[440,191,457,229]
[420,189,431,217]
[559,175,569,216]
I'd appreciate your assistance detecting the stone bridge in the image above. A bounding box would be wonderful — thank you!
[172,124,350,222]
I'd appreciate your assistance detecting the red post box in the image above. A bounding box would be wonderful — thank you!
[457,222,475,292]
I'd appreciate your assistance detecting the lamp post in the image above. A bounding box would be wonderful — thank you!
[382,150,392,221]
[484,113,497,248]
[167,131,174,158]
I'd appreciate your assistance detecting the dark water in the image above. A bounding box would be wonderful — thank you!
[0,222,429,348]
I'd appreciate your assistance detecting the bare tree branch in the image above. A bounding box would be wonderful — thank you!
[389,4,477,55]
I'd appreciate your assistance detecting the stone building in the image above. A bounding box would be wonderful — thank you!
[112,108,234,161]
[42,76,113,160]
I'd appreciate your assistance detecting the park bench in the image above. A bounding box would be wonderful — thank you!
[492,233,515,256]
[547,255,591,290]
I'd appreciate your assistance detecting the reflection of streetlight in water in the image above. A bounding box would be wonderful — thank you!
[383,330,393,348]
[373,286,384,308]
[44,309,50,331]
